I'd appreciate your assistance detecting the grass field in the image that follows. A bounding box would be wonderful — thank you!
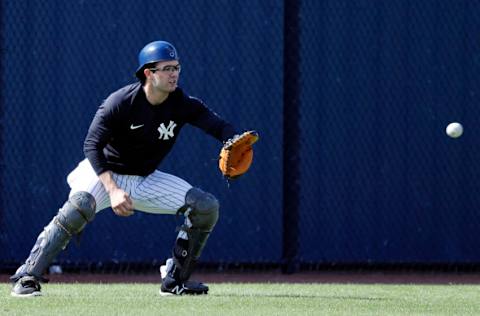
[2,282,480,316]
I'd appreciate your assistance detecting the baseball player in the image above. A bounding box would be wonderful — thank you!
[9,40,257,297]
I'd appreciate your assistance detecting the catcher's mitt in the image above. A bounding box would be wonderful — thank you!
[219,130,259,179]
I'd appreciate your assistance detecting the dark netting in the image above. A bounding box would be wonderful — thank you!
[0,0,282,275]
[1,0,480,277]
[298,0,480,273]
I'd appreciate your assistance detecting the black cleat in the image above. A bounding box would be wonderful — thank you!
[160,279,209,296]
[11,276,42,297]
[159,259,209,296]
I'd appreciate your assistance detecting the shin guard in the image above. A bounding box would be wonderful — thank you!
[172,187,219,281]
[10,192,96,282]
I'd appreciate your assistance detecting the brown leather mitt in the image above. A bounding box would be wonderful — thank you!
[219,131,259,179]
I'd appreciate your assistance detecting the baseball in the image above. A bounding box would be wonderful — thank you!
[446,122,463,138]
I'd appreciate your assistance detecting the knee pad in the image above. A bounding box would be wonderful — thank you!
[57,191,96,235]
[184,187,219,232]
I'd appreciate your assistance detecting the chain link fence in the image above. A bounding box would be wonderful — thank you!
[298,0,480,270]
[0,0,283,273]
[1,0,480,274]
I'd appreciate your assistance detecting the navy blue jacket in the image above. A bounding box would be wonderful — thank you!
[84,82,236,176]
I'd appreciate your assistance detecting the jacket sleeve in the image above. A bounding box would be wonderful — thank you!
[83,94,119,175]
[186,96,237,142]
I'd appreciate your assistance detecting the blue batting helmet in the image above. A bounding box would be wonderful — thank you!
[135,40,179,78]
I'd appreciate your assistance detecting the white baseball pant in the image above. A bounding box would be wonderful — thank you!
[66,159,192,215]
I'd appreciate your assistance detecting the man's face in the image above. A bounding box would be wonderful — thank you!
[148,60,181,93]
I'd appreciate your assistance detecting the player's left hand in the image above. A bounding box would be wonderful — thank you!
[218,130,259,179]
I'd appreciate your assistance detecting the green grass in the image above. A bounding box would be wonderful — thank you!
[1,282,480,316]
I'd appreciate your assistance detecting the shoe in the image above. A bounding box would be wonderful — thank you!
[11,276,42,297]
[160,279,209,296]
[159,259,209,296]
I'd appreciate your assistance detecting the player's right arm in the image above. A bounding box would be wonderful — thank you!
[84,87,135,217]
[98,171,134,217]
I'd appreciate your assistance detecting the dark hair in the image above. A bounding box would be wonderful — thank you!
[136,62,158,84]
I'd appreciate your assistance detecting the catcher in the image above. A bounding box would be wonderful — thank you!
[10,40,258,297]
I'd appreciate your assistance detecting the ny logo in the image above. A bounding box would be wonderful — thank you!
[158,120,177,140]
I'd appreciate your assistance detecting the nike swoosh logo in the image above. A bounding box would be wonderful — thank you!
[130,124,144,130]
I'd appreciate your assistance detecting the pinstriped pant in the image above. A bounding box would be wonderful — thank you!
[67,159,192,215]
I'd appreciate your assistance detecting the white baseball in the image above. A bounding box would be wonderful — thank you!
[446,122,463,138]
